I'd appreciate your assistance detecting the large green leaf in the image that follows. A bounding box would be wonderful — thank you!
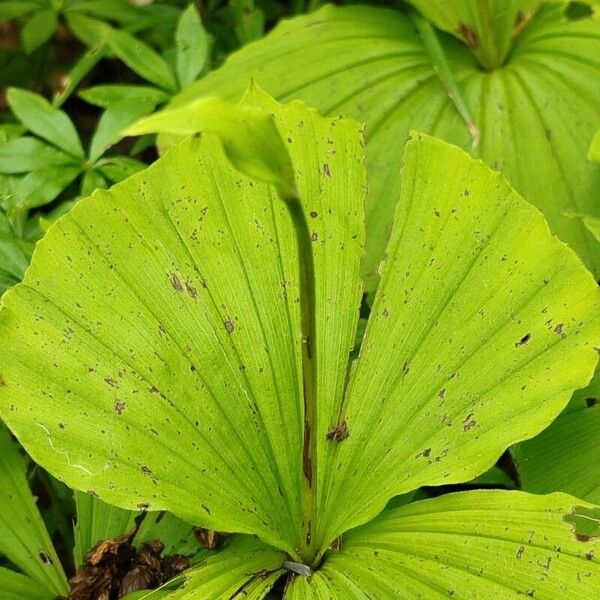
[165,2,600,286]
[287,490,600,599]
[313,132,600,546]
[1,91,598,592]
[0,96,365,560]
[0,425,68,596]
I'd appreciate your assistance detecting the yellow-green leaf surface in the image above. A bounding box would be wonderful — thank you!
[166,2,600,286]
[314,133,600,544]
[287,491,600,599]
[0,426,68,597]
[0,98,365,559]
[511,126,600,502]
[513,370,600,503]
[125,93,296,198]
[1,93,598,587]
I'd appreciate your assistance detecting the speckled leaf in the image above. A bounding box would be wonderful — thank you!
[0,425,68,596]
[286,491,600,599]
[0,96,365,559]
[315,133,600,547]
[513,369,600,503]
[165,2,600,286]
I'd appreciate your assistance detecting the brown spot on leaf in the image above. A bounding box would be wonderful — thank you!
[327,420,349,442]
[458,24,479,48]
[170,273,184,292]
[330,537,342,551]
[323,164,331,177]
[516,545,525,560]
[554,323,565,337]
[403,361,410,376]
[438,388,446,399]
[309,211,318,218]
[114,400,126,415]
[185,283,197,299]
[586,550,595,560]
[463,413,477,432]
[0,374,5,387]
[224,319,235,334]
[416,447,432,459]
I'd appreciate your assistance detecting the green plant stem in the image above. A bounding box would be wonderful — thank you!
[283,192,319,565]
[411,11,480,149]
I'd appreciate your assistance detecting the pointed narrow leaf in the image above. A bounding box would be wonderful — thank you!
[288,491,600,599]
[316,133,600,544]
[8,165,81,214]
[79,85,170,109]
[175,4,208,87]
[89,99,157,162]
[21,9,57,53]
[6,88,84,158]
[103,25,177,92]
[0,137,77,173]
[0,426,68,596]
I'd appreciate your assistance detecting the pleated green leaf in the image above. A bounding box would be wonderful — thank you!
[313,132,600,546]
[0,96,365,560]
[165,2,600,286]
[1,91,598,583]
[0,426,68,597]
[406,0,541,69]
[287,491,600,599]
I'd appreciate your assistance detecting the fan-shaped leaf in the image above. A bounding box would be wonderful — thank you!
[0,96,365,560]
[165,3,600,285]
